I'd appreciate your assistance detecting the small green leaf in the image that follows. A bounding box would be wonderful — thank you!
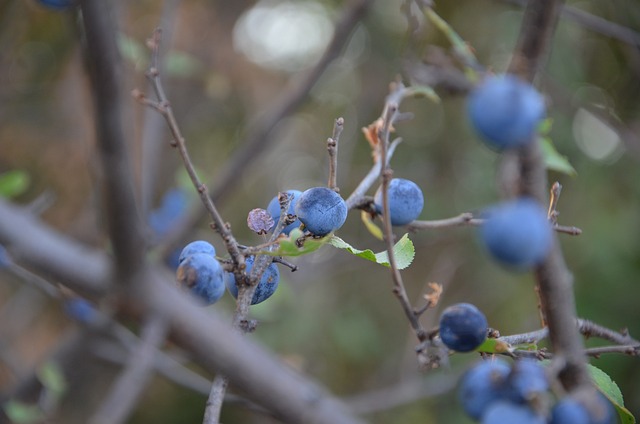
[117,34,147,70]
[164,51,203,78]
[329,233,415,270]
[258,228,330,257]
[37,361,67,397]
[475,338,513,354]
[0,170,30,198]
[541,137,577,176]
[3,402,43,424]
[588,364,636,424]
[361,211,383,240]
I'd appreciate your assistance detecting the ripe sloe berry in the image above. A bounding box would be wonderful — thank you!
[480,197,552,270]
[468,74,545,150]
[226,256,280,305]
[481,401,545,424]
[37,0,75,10]
[508,358,549,403]
[439,302,488,352]
[267,190,302,235]
[178,240,216,265]
[294,187,347,236]
[374,178,424,226]
[177,253,225,305]
[550,398,591,424]
[458,359,511,420]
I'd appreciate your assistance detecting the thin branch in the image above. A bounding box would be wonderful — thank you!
[577,318,639,346]
[135,28,246,277]
[345,138,401,210]
[377,86,428,343]
[157,0,373,255]
[90,316,168,424]
[585,345,640,358]
[327,117,344,191]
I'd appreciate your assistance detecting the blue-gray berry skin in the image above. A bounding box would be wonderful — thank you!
[64,298,96,324]
[550,398,591,424]
[267,190,302,235]
[439,303,488,352]
[294,187,347,236]
[0,244,11,268]
[468,74,545,150]
[177,253,225,305]
[458,359,511,420]
[481,401,545,424]
[374,178,424,226]
[178,240,216,265]
[480,198,552,270]
[507,358,549,403]
[225,256,280,305]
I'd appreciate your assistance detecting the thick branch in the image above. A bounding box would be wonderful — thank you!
[79,0,146,281]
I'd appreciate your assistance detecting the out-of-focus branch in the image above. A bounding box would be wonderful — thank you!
[90,316,168,424]
[79,0,146,282]
[327,117,344,191]
[0,200,365,424]
[506,0,593,393]
[158,0,373,255]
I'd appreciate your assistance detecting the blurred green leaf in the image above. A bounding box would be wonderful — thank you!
[118,34,147,70]
[37,361,67,397]
[588,364,635,424]
[405,85,441,104]
[329,233,415,269]
[538,118,553,135]
[3,402,43,424]
[0,170,30,198]
[541,137,577,176]
[164,51,203,78]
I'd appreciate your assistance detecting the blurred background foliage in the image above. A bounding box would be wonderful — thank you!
[0,0,639,423]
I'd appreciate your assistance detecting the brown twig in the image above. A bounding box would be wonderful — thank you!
[377,85,428,343]
[134,28,246,277]
[327,117,344,192]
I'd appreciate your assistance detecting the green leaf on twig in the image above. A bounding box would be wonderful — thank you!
[0,170,30,198]
[541,137,577,176]
[328,233,415,269]
[475,338,513,354]
[588,364,635,424]
[258,228,330,257]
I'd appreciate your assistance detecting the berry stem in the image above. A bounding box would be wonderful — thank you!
[327,117,344,192]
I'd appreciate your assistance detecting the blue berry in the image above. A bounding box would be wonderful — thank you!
[178,240,216,265]
[374,178,424,226]
[226,256,280,305]
[458,359,511,420]
[507,358,549,403]
[37,0,75,10]
[148,188,188,237]
[468,74,545,150]
[550,398,591,424]
[480,198,552,270]
[267,190,302,235]
[590,392,616,424]
[64,298,96,323]
[439,303,487,352]
[481,401,545,424]
[176,253,225,305]
[294,187,347,236]
[0,244,11,268]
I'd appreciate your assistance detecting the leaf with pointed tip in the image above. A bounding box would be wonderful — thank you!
[329,234,415,269]
[588,364,635,424]
[541,137,577,176]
